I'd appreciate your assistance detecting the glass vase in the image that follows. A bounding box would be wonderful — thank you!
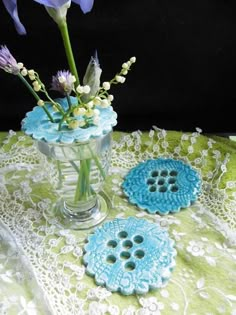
[36,131,112,230]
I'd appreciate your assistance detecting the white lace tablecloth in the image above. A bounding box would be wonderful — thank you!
[0,128,236,315]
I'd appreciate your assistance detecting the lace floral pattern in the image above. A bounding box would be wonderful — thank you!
[0,128,236,314]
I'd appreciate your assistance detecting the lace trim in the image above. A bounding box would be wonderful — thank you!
[0,128,236,314]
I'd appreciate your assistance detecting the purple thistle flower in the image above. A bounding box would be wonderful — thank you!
[2,0,94,35]
[0,45,20,74]
[51,70,76,95]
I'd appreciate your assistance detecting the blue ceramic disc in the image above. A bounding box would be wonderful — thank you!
[83,217,176,295]
[122,158,201,214]
[21,97,117,144]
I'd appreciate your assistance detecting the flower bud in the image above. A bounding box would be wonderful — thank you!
[37,99,44,107]
[85,109,94,118]
[28,69,35,76]
[108,94,114,101]
[21,68,27,76]
[116,75,125,83]
[130,56,136,63]
[86,101,94,109]
[68,120,79,130]
[32,81,41,92]
[76,85,84,94]
[29,74,36,80]
[100,99,110,108]
[93,96,102,105]
[83,85,91,94]
[73,107,86,116]
[17,62,24,69]
[71,75,76,83]
[102,82,110,90]
[115,75,122,82]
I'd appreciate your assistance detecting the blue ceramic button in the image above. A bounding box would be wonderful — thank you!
[83,217,176,295]
[122,158,201,214]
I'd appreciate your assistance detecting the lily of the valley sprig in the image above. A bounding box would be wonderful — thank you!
[0,45,136,129]
[1,0,136,130]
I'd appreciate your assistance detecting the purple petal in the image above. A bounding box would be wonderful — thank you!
[72,0,94,13]
[0,45,19,74]
[33,0,70,8]
[2,0,26,35]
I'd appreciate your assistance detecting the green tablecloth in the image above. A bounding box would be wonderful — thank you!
[0,129,236,315]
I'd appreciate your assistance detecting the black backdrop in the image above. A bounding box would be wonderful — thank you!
[0,0,236,133]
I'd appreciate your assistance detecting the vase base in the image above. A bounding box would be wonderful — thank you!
[43,192,111,230]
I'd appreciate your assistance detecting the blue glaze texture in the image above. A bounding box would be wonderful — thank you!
[83,217,176,295]
[122,158,201,214]
[21,97,117,143]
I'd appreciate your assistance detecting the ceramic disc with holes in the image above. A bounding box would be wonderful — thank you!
[122,158,201,214]
[83,217,176,295]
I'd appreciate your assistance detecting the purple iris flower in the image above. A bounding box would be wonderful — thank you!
[0,45,20,74]
[2,0,94,34]
[2,0,26,35]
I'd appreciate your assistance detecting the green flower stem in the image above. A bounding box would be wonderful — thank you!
[65,146,103,204]
[58,21,80,85]
[74,159,93,203]
[39,86,65,115]
[68,147,94,203]
[66,94,73,110]
[17,73,54,123]
[88,145,106,179]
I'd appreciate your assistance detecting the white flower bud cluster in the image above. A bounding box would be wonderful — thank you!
[71,102,101,128]
[92,96,112,108]
[33,80,41,92]
[31,56,136,130]
[68,56,136,129]
[99,56,136,95]
[115,75,126,83]
[28,69,36,80]
[76,85,91,94]
[18,65,44,92]
[115,56,136,83]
